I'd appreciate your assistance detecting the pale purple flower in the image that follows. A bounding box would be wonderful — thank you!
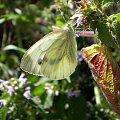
[23,87,31,99]
[7,86,14,96]
[23,90,31,99]
[68,89,80,97]
[73,90,80,98]
[45,84,54,96]
[18,73,27,87]
[18,73,27,82]
[0,99,7,107]
[70,13,84,27]
[77,51,83,64]
[46,88,54,96]
[67,89,73,97]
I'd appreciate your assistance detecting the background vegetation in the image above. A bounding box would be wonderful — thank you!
[0,0,120,119]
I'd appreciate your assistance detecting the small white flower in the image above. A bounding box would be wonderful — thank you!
[15,8,22,14]
[0,79,9,85]
[25,86,31,91]
[23,90,31,99]
[13,81,17,85]
[14,86,19,90]
[0,99,7,107]
[0,84,4,90]
[8,104,16,113]
[0,79,5,82]
[70,13,84,27]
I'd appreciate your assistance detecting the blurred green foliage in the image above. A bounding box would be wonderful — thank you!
[0,0,120,120]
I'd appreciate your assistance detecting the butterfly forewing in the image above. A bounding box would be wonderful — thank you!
[20,26,77,79]
[20,30,65,76]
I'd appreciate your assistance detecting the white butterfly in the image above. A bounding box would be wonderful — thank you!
[20,25,77,80]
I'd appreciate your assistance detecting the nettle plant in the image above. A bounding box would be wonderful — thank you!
[73,0,120,115]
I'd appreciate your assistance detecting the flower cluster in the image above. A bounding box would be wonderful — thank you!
[0,73,32,108]
[0,79,15,96]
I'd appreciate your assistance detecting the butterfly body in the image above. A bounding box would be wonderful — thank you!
[20,25,77,80]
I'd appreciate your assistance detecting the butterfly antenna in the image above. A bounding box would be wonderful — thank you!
[59,8,67,24]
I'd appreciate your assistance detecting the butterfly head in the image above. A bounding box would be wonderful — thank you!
[63,23,75,37]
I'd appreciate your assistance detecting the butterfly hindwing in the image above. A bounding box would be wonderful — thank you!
[41,29,77,79]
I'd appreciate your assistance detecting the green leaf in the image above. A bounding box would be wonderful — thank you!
[68,95,87,120]
[2,45,26,53]
[109,13,120,47]
[102,2,114,11]
[56,17,65,26]
[94,0,102,5]
[1,14,29,22]
[109,13,120,21]
[43,95,53,109]
[114,21,120,47]
[34,77,52,86]
[102,0,119,4]
[94,0,119,6]
[0,106,8,120]
[1,14,19,20]
[96,22,118,49]
[116,13,120,22]
[111,13,120,22]
[0,62,10,79]
[33,84,45,96]
[0,4,5,9]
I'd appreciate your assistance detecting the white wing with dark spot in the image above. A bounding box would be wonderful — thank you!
[20,26,77,80]
[20,30,64,76]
